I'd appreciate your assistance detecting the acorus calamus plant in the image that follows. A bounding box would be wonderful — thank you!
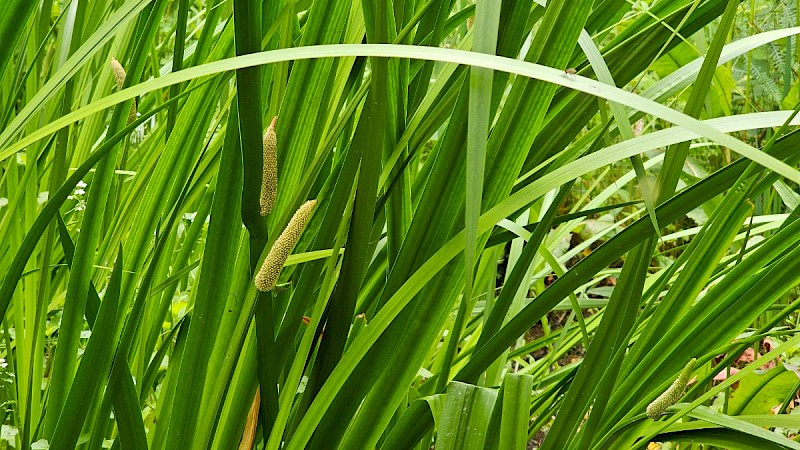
[255,199,317,292]
[109,57,137,124]
[260,116,278,216]
[646,358,697,419]
[1,0,800,449]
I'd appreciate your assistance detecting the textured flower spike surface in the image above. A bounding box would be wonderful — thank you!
[646,358,697,419]
[260,116,278,216]
[255,199,317,292]
[110,57,137,124]
[110,57,126,90]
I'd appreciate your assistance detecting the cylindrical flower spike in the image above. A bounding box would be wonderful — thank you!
[110,57,137,124]
[254,200,317,292]
[646,358,697,419]
[110,57,126,90]
[260,116,278,216]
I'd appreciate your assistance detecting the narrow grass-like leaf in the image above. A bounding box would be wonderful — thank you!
[454,0,501,393]
[165,101,244,447]
[54,216,147,449]
[0,0,38,83]
[49,248,124,450]
[0,0,156,149]
[7,45,800,186]
[45,2,167,432]
[167,0,190,133]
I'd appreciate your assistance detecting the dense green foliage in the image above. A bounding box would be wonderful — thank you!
[1,0,800,448]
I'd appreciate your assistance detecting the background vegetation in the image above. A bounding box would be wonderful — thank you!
[1,0,800,448]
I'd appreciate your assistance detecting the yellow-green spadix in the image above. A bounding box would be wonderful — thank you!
[110,57,126,90]
[260,116,278,216]
[646,358,696,419]
[254,200,317,292]
[110,57,137,124]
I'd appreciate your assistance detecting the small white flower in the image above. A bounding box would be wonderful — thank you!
[0,358,6,368]
[76,181,87,188]
[74,189,85,196]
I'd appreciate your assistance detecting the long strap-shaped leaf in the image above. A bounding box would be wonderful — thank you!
[290,2,594,447]
[165,101,244,447]
[0,0,38,85]
[4,45,800,185]
[542,2,742,446]
[0,83,202,335]
[44,0,169,435]
[0,0,156,149]
[48,248,124,450]
[55,216,147,449]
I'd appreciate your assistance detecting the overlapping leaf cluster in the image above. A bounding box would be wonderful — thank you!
[1,1,800,449]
